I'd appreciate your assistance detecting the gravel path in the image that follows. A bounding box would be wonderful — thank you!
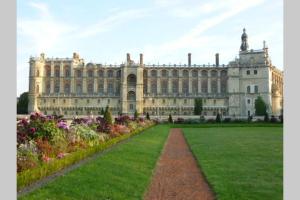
[144,128,215,200]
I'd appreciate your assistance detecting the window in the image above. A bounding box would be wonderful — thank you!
[172,80,178,94]
[75,99,78,103]
[152,99,155,104]
[108,99,110,104]
[247,99,251,104]
[214,99,216,105]
[161,80,168,94]
[247,70,250,75]
[182,79,189,94]
[87,99,89,103]
[162,99,165,104]
[107,70,113,78]
[151,80,157,94]
[184,99,187,104]
[255,85,258,93]
[77,70,82,77]
[55,67,60,77]
[161,70,168,77]
[87,83,93,94]
[107,82,114,94]
[247,86,251,93]
[192,70,198,77]
[98,99,100,103]
[213,111,216,116]
[88,70,93,77]
[151,70,157,77]
[254,70,258,75]
[130,104,133,110]
[211,79,218,93]
[76,83,82,94]
[54,83,60,93]
[64,111,67,115]
[183,70,189,77]
[63,99,66,103]
[98,82,104,94]
[98,70,104,77]
[43,99,46,103]
[173,98,176,104]
[53,99,55,103]
[64,83,70,94]
[172,70,178,77]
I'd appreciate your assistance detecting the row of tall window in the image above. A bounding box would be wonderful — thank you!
[44,81,120,95]
[43,66,121,78]
[144,79,227,94]
[144,69,227,78]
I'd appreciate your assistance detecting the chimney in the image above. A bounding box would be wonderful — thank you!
[215,53,219,67]
[126,53,130,63]
[188,53,191,66]
[140,53,143,65]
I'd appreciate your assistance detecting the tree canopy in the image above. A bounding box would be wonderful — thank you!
[17,92,29,114]
[255,96,267,116]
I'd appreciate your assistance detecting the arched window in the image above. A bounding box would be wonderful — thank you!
[88,70,93,78]
[192,70,198,77]
[201,70,208,77]
[98,70,104,77]
[127,74,136,86]
[247,86,251,93]
[161,70,168,77]
[107,70,113,78]
[64,83,70,94]
[183,70,189,77]
[36,85,39,93]
[172,70,178,77]
[151,70,157,77]
[127,91,135,101]
[211,70,218,77]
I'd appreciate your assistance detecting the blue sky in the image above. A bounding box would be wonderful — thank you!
[17,0,283,96]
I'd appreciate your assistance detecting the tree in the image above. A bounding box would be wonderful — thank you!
[168,114,173,123]
[100,108,105,115]
[216,112,221,123]
[146,112,150,120]
[194,98,203,115]
[104,106,113,125]
[17,92,29,114]
[255,96,267,116]
[134,110,139,120]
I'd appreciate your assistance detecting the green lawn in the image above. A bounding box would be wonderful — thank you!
[183,127,283,200]
[18,125,170,200]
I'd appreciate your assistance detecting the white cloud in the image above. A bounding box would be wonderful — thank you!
[76,9,148,38]
[143,0,265,61]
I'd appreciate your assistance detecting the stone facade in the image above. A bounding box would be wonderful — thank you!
[28,29,283,117]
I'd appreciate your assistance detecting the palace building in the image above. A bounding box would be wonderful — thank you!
[28,29,283,117]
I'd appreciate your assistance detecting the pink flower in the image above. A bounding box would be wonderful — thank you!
[57,152,65,159]
[42,155,51,162]
[29,127,36,134]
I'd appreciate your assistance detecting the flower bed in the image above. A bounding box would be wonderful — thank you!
[17,112,155,191]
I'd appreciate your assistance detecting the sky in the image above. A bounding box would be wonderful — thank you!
[17,0,283,96]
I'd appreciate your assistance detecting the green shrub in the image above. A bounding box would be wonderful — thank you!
[168,114,173,123]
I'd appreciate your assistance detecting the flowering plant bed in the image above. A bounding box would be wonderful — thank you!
[17,112,155,191]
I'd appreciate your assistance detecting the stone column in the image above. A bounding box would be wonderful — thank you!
[208,77,211,93]
[71,64,75,93]
[198,78,201,93]
[179,78,182,93]
[157,78,161,94]
[168,78,172,94]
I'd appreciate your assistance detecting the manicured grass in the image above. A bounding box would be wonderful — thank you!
[183,127,283,200]
[18,125,170,200]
